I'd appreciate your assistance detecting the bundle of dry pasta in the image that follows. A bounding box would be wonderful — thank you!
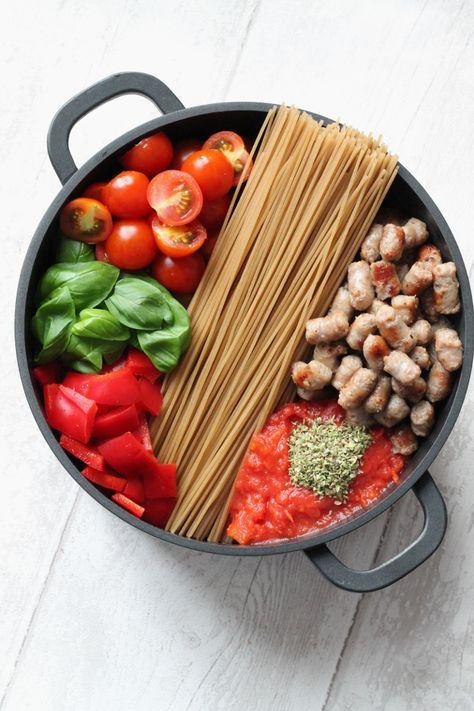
[151,105,398,542]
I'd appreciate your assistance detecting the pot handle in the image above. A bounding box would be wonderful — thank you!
[305,470,447,593]
[47,72,184,184]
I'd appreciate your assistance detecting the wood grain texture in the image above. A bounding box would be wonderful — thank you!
[1,0,473,709]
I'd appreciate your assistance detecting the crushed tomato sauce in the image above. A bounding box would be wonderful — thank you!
[227,399,405,545]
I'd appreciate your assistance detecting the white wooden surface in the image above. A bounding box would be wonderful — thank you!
[2,1,474,709]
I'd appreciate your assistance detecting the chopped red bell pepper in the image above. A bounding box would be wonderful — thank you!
[97,432,177,498]
[60,434,106,470]
[132,410,153,451]
[123,477,145,505]
[142,498,176,527]
[138,377,163,416]
[111,493,145,518]
[81,466,126,492]
[44,384,97,443]
[32,361,62,385]
[63,368,140,406]
[126,348,160,383]
[143,463,177,499]
[92,404,140,439]
[59,384,98,415]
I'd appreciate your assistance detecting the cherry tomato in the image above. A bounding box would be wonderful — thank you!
[104,171,150,218]
[170,139,202,169]
[152,252,205,294]
[147,170,203,227]
[201,228,220,260]
[83,182,107,202]
[121,133,173,178]
[105,219,157,270]
[203,131,253,186]
[59,198,112,244]
[198,193,231,229]
[95,242,110,263]
[181,149,233,201]
[151,215,206,257]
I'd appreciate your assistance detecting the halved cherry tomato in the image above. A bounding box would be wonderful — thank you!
[151,215,206,257]
[83,182,107,202]
[198,193,231,229]
[59,198,113,244]
[105,219,157,270]
[152,252,206,294]
[181,149,233,201]
[121,132,173,178]
[104,171,150,218]
[147,170,203,226]
[170,139,202,169]
[203,131,253,186]
[95,241,110,263]
[201,228,220,260]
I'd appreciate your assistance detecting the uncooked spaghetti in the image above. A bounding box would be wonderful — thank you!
[151,105,398,542]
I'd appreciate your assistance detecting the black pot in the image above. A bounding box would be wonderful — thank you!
[15,72,474,593]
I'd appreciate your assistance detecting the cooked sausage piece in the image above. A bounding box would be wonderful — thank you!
[297,386,318,401]
[380,224,405,262]
[330,286,354,321]
[418,244,442,271]
[390,425,418,455]
[369,298,386,316]
[375,394,410,428]
[420,288,439,323]
[312,341,347,372]
[348,261,374,311]
[434,328,463,372]
[360,224,383,263]
[363,334,391,371]
[403,217,428,249]
[426,361,452,402]
[401,261,433,296]
[391,376,426,403]
[410,346,430,370]
[346,313,377,350]
[306,310,349,344]
[432,262,460,314]
[391,295,418,325]
[370,260,401,300]
[410,400,435,437]
[383,351,421,384]
[332,355,363,391]
[363,375,392,414]
[344,407,374,427]
[291,360,333,391]
[376,304,416,353]
[338,367,378,409]
[411,319,433,346]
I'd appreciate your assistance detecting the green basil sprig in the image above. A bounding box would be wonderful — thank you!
[137,297,191,372]
[31,286,76,364]
[56,237,95,264]
[105,274,173,330]
[38,261,119,310]
[72,308,130,342]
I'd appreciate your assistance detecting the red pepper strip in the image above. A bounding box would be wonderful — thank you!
[142,497,176,527]
[44,384,97,443]
[97,432,177,498]
[32,361,62,385]
[123,477,145,505]
[59,384,98,415]
[111,493,144,518]
[137,377,163,416]
[60,434,106,471]
[132,411,153,451]
[62,368,140,406]
[81,466,126,492]
[126,348,160,383]
[92,404,140,439]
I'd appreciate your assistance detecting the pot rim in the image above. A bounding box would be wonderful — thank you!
[15,100,474,556]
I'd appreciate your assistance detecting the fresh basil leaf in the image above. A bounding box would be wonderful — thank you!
[56,237,95,264]
[38,261,119,310]
[103,342,127,365]
[63,334,104,372]
[137,301,191,372]
[105,275,173,330]
[72,308,130,341]
[31,286,76,364]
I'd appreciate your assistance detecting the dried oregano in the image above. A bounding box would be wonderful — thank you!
[288,417,372,502]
